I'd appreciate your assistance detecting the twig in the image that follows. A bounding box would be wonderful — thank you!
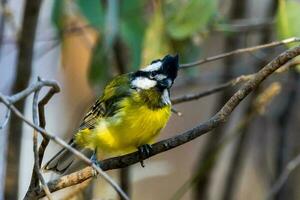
[214,18,274,33]
[0,106,10,129]
[32,90,53,200]
[7,79,60,103]
[171,75,254,104]
[172,59,300,105]
[0,94,130,200]
[171,108,182,116]
[37,86,60,166]
[267,153,300,200]
[179,37,300,68]
[28,44,300,198]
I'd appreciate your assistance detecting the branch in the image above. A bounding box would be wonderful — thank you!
[0,106,10,129]
[179,37,300,68]
[37,86,60,166]
[24,77,60,200]
[7,79,60,103]
[213,18,274,33]
[172,59,300,105]
[171,74,254,104]
[267,153,300,200]
[31,44,300,197]
[30,90,53,200]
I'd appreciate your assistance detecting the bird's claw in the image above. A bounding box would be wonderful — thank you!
[138,144,153,167]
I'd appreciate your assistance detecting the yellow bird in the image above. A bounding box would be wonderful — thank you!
[44,54,179,173]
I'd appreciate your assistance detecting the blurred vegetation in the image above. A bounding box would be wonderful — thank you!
[50,0,220,86]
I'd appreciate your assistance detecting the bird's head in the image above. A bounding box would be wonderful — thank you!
[131,54,179,91]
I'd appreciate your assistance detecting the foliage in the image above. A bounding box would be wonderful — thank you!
[51,0,218,84]
[276,0,300,71]
[276,0,300,45]
[166,0,217,40]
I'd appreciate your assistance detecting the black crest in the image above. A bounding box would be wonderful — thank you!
[161,54,179,81]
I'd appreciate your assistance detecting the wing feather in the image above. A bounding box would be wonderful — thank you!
[78,73,132,130]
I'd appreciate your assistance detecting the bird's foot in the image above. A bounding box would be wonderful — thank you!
[138,144,153,168]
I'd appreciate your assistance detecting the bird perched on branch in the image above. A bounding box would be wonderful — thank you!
[44,54,179,173]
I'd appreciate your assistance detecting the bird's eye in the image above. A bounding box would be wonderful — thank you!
[149,71,157,79]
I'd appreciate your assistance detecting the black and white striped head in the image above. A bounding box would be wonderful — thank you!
[131,54,179,91]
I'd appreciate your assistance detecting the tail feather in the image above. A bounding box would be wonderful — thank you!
[43,140,93,174]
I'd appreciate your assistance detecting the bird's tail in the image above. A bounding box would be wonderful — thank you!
[43,140,93,174]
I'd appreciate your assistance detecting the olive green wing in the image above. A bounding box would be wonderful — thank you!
[78,73,132,130]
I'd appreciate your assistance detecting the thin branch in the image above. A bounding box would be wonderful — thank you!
[267,153,300,200]
[179,37,300,68]
[213,18,274,33]
[37,86,60,166]
[25,78,60,199]
[32,90,53,200]
[8,79,60,103]
[0,106,10,129]
[28,44,300,198]
[171,74,254,104]
[172,59,300,105]
[0,93,130,200]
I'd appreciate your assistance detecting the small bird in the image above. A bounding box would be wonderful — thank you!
[44,54,179,173]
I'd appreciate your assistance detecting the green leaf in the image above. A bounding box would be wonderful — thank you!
[76,0,104,30]
[276,0,300,44]
[88,39,111,86]
[51,0,65,31]
[276,0,300,71]
[120,0,146,70]
[166,0,217,39]
[141,6,171,66]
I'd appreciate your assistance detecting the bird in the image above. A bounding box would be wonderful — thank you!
[43,54,179,173]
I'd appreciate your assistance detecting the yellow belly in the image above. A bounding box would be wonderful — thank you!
[75,99,171,156]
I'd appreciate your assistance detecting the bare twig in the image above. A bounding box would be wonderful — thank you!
[8,79,60,103]
[180,37,300,68]
[171,108,182,116]
[267,153,300,200]
[27,44,300,198]
[0,93,130,200]
[214,18,274,33]
[25,79,60,199]
[0,106,10,129]
[37,86,60,167]
[171,75,254,104]
[31,90,53,200]
[172,59,300,105]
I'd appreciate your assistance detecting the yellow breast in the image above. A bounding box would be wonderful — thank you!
[75,97,171,156]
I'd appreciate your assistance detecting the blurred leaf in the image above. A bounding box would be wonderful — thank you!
[88,38,111,86]
[276,0,300,44]
[51,0,65,31]
[276,0,300,71]
[76,0,104,31]
[120,0,146,70]
[141,5,171,66]
[166,0,217,39]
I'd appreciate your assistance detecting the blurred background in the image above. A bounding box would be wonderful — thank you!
[1,0,300,199]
